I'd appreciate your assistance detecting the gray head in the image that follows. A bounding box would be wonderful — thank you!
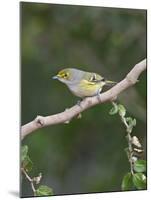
[52,68,85,85]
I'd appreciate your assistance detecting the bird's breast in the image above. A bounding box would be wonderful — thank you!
[67,80,103,98]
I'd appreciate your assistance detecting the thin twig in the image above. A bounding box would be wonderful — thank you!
[120,116,134,175]
[21,168,36,196]
[21,59,147,140]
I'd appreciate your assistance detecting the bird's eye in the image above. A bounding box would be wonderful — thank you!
[101,78,105,81]
[63,73,68,78]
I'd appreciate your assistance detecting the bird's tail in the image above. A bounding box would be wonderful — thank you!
[105,80,117,86]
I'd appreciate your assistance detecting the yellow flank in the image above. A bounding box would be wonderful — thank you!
[73,79,102,97]
[82,79,96,85]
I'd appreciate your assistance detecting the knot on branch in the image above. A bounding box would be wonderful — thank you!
[35,115,45,127]
[126,73,139,85]
[87,98,94,106]
[110,95,117,102]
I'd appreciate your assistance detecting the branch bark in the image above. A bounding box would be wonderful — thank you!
[21,59,147,140]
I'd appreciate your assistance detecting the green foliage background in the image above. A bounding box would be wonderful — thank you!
[21,2,147,197]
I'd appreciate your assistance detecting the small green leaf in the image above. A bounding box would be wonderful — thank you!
[121,172,134,191]
[126,118,136,133]
[134,160,147,173]
[35,185,53,196]
[118,104,126,117]
[126,117,136,127]
[126,117,133,124]
[133,173,147,190]
[22,155,33,172]
[109,102,119,115]
[21,145,28,162]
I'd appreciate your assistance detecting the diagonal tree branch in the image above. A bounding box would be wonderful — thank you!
[21,59,147,140]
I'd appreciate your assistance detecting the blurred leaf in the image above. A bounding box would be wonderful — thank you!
[132,119,136,126]
[35,185,53,196]
[118,104,126,117]
[109,102,118,115]
[121,172,134,190]
[134,160,146,173]
[132,173,147,189]
[33,173,42,184]
[126,117,133,124]
[126,117,136,133]
[21,145,28,162]
[126,117,136,127]
[22,155,33,172]
[132,136,141,148]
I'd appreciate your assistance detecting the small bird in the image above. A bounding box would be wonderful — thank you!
[53,68,116,98]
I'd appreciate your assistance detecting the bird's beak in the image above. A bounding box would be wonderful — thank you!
[52,75,58,80]
[105,80,117,86]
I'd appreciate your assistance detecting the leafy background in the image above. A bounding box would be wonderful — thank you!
[21,2,147,197]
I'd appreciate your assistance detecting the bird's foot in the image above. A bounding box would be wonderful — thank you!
[76,99,83,107]
[97,91,101,102]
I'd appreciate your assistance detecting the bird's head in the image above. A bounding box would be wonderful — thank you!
[52,68,82,84]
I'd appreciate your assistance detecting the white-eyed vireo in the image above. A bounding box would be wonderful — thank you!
[53,68,116,98]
